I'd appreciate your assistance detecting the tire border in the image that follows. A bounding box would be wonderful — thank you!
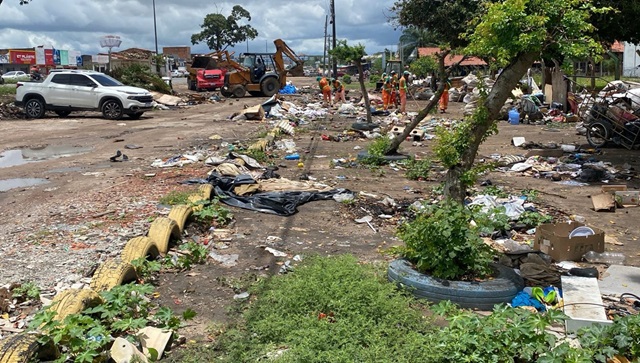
[387,258,524,310]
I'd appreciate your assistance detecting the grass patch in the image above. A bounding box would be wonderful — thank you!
[0,85,17,96]
[402,158,432,180]
[159,190,192,206]
[360,136,393,166]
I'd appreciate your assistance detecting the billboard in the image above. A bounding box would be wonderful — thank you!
[9,50,36,64]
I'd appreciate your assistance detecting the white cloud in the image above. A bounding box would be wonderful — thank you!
[0,0,402,56]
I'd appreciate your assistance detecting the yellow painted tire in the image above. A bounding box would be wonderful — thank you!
[0,333,59,363]
[148,217,181,254]
[89,258,138,292]
[49,288,103,321]
[121,237,160,263]
[168,205,193,233]
[188,184,213,211]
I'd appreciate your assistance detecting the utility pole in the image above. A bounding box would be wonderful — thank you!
[323,15,328,76]
[152,0,160,74]
[330,0,337,78]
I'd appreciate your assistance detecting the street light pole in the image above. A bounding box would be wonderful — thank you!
[331,0,337,78]
[153,0,160,74]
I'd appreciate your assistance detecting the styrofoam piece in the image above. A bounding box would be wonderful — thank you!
[561,275,611,333]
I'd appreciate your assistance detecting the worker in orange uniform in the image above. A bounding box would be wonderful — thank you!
[317,76,332,106]
[382,75,393,110]
[439,80,451,113]
[399,71,409,114]
[332,78,346,104]
[389,71,398,108]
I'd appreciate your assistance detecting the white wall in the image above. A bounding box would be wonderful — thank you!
[623,42,640,77]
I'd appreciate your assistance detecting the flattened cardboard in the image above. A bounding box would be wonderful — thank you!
[591,193,616,212]
[601,185,627,194]
[241,105,265,120]
[534,222,605,261]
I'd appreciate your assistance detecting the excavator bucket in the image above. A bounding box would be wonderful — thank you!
[287,63,304,77]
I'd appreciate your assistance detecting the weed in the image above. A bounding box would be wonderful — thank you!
[360,136,392,166]
[12,281,40,301]
[192,198,234,227]
[159,190,191,206]
[403,158,432,180]
[519,211,553,227]
[244,148,268,163]
[521,188,539,201]
[0,85,17,96]
[482,185,509,198]
[130,257,162,282]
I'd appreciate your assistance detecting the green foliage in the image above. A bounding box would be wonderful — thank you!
[12,281,40,301]
[409,56,437,78]
[400,26,438,64]
[361,136,393,166]
[522,188,540,202]
[130,257,162,281]
[31,284,192,362]
[192,198,234,226]
[402,158,431,180]
[191,5,258,51]
[341,74,351,84]
[243,148,268,163]
[470,206,511,235]
[110,63,171,93]
[519,211,553,228]
[163,241,209,271]
[158,190,191,206]
[394,198,494,279]
[0,85,17,95]
[482,185,509,198]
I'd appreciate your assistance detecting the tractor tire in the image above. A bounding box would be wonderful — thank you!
[188,79,196,91]
[49,288,103,321]
[231,85,246,98]
[168,205,193,233]
[586,120,612,148]
[0,333,59,363]
[121,236,160,263]
[147,217,181,254]
[89,258,138,292]
[220,87,232,98]
[260,77,280,97]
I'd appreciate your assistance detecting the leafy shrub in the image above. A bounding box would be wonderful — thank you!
[403,158,431,180]
[341,74,351,84]
[159,190,191,206]
[192,198,234,227]
[394,198,494,279]
[519,211,553,227]
[110,63,171,93]
[361,136,392,166]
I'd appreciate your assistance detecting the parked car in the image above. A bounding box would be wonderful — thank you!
[15,69,154,120]
[2,71,30,82]
[170,70,182,77]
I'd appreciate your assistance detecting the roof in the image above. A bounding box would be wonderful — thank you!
[417,47,487,67]
[611,41,624,53]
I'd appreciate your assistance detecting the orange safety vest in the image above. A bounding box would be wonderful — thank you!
[399,76,407,93]
[319,77,329,90]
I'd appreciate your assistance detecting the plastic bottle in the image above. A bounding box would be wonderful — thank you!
[508,108,520,125]
[582,250,625,265]
[284,153,300,160]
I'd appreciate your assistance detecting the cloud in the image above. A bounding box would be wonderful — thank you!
[0,0,401,56]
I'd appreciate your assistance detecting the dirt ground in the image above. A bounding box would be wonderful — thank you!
[1,76,639,344]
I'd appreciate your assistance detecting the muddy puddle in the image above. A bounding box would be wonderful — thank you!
[0,145,93,168]
[0,178,49,192]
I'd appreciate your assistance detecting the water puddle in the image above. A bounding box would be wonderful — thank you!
[0,178,49,192]
[0,145,93,168]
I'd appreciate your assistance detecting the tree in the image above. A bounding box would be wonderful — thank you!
[330,40,373,123]
[409,56,437,79]
[390,0,605,201]
[399,26,437,64]
[590,0,640,45]
[191,5,258,51]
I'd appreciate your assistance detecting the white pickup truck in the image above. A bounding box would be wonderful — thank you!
[15,70,154,120]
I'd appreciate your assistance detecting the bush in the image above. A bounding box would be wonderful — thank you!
[403,158,431,180]
[394,198,494,279]
[361,136,392,166]
[110,63,171,93]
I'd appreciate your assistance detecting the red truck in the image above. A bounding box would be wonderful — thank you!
[187,55,226,92]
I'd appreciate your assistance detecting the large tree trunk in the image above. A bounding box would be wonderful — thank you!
[357,61,372,123]
[386,51,450,154]
[444,51,539,202]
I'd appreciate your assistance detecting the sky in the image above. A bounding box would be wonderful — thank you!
[0,0,402,57]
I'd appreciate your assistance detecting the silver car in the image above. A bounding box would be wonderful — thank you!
[1,71,31,82]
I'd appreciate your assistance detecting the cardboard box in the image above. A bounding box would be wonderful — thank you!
[601,185,627,194]
[591,193,616,212]
[534,222,605,261]
[615,191,639,207]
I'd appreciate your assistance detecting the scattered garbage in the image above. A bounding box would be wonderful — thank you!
[209,251,239,267]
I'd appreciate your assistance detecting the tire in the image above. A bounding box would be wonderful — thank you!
[231,85,246,98]
[121,236,160,263]
[0,333,59,363]
[147,217,181,254]
[24,98,45,119]
[49,288,103,321]
[168,205,193,233]
[54,110,71,117]
[188,79,196,91]
[260,77,280,96]
[101,99,124,120]
[89,258,138,292]
[188,184,213,211]
[357,151,410,161]
[127,112,144,120]
[387,259,524,310]
[586,120,612,148]
[220,87,232,98]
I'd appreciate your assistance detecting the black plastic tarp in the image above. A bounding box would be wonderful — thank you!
[207,173,351,216]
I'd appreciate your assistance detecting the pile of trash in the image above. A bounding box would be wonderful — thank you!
[0,101,23,120]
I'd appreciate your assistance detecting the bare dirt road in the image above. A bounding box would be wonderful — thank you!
[1,76,639,343]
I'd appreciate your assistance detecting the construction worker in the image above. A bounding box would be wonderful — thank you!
[317,76,332,106]
[399,71,409,114]
[389,71,398,108]
[439,80,451,113]
[382,76,393,110]
[332,78,346,104]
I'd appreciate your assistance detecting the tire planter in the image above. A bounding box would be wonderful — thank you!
[0,333,59,363]
[89,258,138,292]
[49,288,103,321]
[388,259,524,310]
